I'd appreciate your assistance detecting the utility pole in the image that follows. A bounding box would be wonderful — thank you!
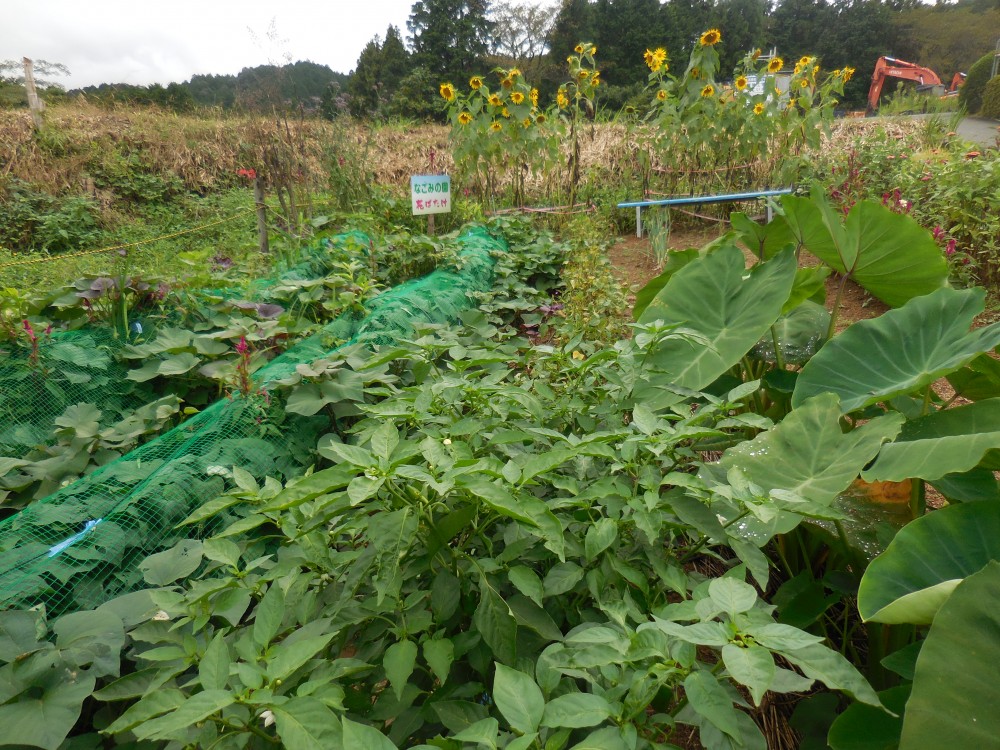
[22,58,44,130]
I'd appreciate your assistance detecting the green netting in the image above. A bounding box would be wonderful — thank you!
[0,232,367,477]
[0,225,502,615]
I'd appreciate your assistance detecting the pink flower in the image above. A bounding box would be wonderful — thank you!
[946,239,957,257]
[933,226,944,241]
[235,336,249,355]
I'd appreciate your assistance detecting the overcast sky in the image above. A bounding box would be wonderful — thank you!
[3,0,555,90]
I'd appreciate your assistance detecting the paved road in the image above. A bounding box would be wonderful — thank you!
[957,116,1000,148]
[906,113,999,147]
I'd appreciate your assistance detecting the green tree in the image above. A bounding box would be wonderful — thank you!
[349,36,387,117]
[592,0,668,86]
[407,0,494,81]
[711,0,768,72]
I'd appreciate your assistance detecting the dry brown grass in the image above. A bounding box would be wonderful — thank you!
[0,103,926,205]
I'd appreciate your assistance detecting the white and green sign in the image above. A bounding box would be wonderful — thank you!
[411,175,451,215]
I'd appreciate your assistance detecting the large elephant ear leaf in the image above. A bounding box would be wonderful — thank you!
[862,398,1000,483]
[792,287,1000,414]
[781,193,949,307]
[857,502,1000,625]
[639,245,797,390]
[720,393,903,539]
[898,560,1000,749]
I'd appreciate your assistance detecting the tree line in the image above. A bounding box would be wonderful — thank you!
[3,0,997,116]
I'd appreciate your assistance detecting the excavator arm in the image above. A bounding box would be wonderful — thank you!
[868,56,944,111]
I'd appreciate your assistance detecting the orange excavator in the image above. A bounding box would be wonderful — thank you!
[867,56,949,111]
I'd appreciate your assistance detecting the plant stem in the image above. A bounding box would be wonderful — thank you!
[826,273,851,341]
[769,325,785,370]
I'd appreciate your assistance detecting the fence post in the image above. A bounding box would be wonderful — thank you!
[22,58,44,130]
[254,177,269,255]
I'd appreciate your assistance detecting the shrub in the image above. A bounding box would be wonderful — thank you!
[958,51,997,114]
[981,75,1000,120]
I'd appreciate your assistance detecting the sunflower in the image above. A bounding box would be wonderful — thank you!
[469,76,483,90]
[509,67,522,79]
[787,98,796,109]
[501,107,511,118]
[439,83,456,102]
[798,55,811,66]
[592,71,601,87]
[510,91,525,104]
[842,66,855,82]
[701,84,715,98]
[699,28,721,46]
[799,78,810,88]
[752,48,762,60]
[575,44,585,54]
[488,93,502,107]
[458,111,472,125]
[691,67,700,79]
[556,90,569,108]
[767,57,783,73]
[644,47,667,72]
[530,88,539,106]
[522,117,532,127]
[535,113,547,124]
[490,121,502,132]
[735,75,749,91]
[591,46,597,55]
[578,69,590,81]
[656,89,667,101]
[812,65,820,77]
[753,102,765,115]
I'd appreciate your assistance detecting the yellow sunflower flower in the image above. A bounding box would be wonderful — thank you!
[767,57,783,73]
[843,67,855,82]
[575,44,585,54]
[735,75,749,91]
[458,111,472,125]
[699,29,721,46]
[578,69,590,81]
[509,67,521,79]
[535,113,547,124]
[799,78,810,88]
[469,76,483,90]
[501,77,514,89]
[812,65,820,76]
[488,93,502,107]
[522,117,532,127]
[701,84,715,98]
[510,91,525,104]
[656,89,667,101]
[787,98,797,109]
[798,56,811,66]
[530,88,539,106]
[501,107,511,118]
[592,72,601,87]
[753,102,765,115]
[557,90,569,108]
[439,83,456,101]
[490,121,502,132]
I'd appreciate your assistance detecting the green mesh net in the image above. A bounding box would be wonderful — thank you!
[0,225,502,615]
[0,232,370,481]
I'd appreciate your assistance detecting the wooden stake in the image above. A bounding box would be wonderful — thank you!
[22,58,44,130]
[427,213,435,236]
[254,176,269,255]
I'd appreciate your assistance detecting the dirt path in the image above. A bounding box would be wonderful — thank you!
[607,226,887,329]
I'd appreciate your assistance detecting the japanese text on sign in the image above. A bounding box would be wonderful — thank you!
[411,175,451,215]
